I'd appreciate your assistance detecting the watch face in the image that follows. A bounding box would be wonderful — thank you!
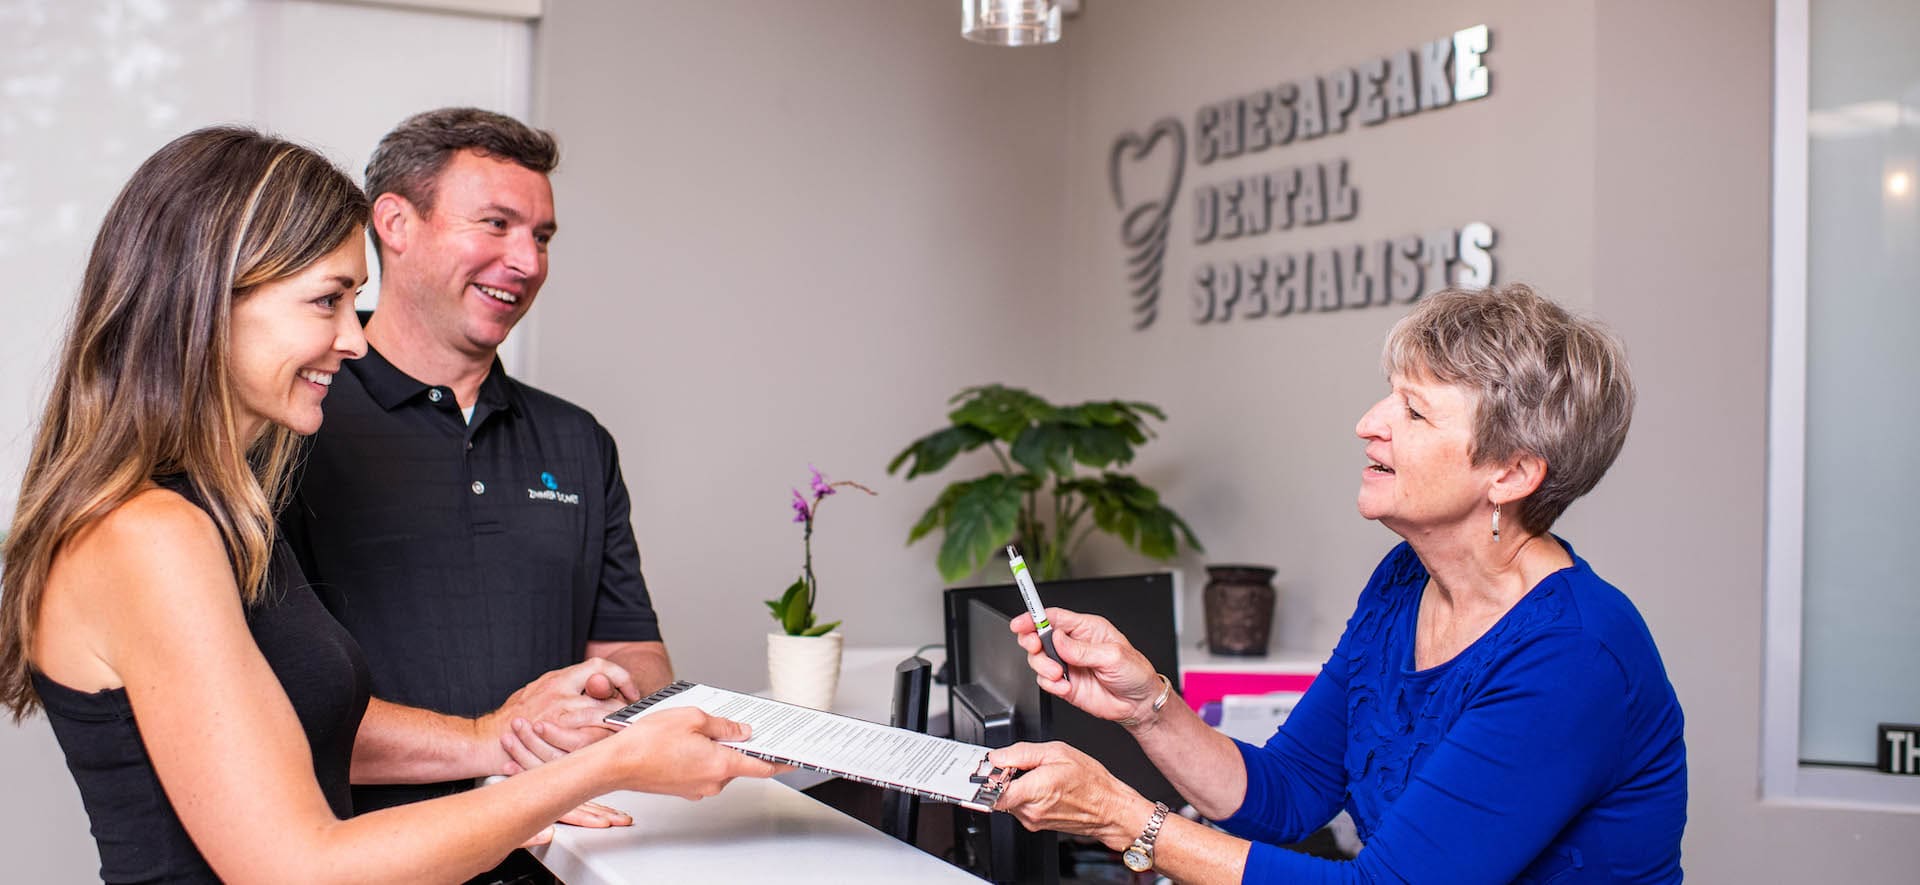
[1123,846,1152,872]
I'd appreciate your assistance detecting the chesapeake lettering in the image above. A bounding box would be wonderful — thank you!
[1194,24,1491,165]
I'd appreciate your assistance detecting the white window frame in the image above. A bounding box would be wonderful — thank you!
[1763,0,1920,812]
[329,0,541,20]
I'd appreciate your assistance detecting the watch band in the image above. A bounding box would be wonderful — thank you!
[1118,673,1173,729]
[1123,800,1172,872]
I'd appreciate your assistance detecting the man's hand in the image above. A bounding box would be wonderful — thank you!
[585,640,673,695]
[477,658,639,771]
[498,708,626,775]
[505,792,632,848]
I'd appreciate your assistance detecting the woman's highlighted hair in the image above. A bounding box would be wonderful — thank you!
[0,127,368,719]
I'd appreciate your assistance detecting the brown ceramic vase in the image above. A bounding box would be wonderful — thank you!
[1203,564,1277,656]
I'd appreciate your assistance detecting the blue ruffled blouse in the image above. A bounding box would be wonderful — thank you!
[1215,540,1686,883]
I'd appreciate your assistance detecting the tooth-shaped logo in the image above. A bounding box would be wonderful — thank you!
[1109,117,1185,330]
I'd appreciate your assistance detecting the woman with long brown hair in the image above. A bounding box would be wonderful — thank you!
[0,127,775,883]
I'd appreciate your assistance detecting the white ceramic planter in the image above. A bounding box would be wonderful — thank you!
[766,631,844,710]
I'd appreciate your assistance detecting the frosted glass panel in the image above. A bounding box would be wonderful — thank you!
[1800,0,1920,766]
[0,0,255,533]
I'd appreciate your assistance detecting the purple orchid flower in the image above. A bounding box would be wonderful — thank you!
[772,467,876,635]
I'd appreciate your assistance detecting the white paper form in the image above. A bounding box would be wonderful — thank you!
[1214,691,1302,745]
[605,681,1015,811]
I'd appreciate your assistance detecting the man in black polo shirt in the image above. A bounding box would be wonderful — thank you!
[282,108,673,824]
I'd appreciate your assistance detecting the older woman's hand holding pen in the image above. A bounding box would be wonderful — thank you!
[1007,608,1169,731]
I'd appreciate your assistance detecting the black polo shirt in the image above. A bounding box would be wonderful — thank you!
[282,340,660,810]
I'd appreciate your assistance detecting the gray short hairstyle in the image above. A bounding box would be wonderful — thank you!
[364,106,558,229]
[1381,283,1635,536]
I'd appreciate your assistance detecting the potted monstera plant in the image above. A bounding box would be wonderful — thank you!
[887,384,1203,583]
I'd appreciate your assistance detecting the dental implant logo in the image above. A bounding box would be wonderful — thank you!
[528,471,578,504]
[1109,117,1185,330]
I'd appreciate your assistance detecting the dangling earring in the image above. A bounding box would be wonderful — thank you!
[1491,505,1502,542]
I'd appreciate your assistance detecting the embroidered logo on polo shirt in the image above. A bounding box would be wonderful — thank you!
[528,471,580,505]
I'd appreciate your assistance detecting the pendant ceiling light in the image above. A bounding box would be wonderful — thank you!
[961,0,1066,47]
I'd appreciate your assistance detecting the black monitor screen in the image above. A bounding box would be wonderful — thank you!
[946,572,1182,808]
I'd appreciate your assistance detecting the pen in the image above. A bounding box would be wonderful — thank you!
[1007,545,1068,685]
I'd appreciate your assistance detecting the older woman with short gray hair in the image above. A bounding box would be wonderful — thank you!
[991,284,1686,883]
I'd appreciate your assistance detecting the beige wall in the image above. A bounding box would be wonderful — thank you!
[533,0,1071,691]
[1049,0,1599,655]
[533,0,1919,879]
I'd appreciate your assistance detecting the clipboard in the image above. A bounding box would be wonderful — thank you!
[605,680,1018,812]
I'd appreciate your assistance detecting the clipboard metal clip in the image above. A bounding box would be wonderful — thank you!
[966,758,1023,809]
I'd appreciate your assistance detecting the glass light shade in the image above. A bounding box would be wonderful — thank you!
[962,0,1061,47]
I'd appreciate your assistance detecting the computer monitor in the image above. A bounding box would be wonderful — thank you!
[945,572,1182,884]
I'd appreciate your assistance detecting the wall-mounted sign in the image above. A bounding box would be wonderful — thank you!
[1110,24,1497,329]
[1879,723,1920,775]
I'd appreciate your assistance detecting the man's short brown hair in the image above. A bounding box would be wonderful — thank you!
[364,107,558,219]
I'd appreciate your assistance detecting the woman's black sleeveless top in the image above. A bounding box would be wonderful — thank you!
[31,475,371,883]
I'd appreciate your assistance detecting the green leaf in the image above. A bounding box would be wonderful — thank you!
[907,502,943,545]
[906,482,964,544]
[947,385,1052,441]
[1010,423,1074,478]
[1101,473,1159,509]
[886,425,994,479]
[769,578,805,620]
[1068,424,1135,468]
[1109,401,1163,446]
[1048,404,1094,427]
[1080,402,1123,425]
[1135,508,1178,559]
[1172,511,1204,553]
[934,474,1025,581]
[802,620,842,637]
[1073,473,1204,561]
[778,577,810,634]
[891,387,1193,583]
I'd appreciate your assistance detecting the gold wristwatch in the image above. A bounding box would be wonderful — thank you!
[1122,801,1171,872]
